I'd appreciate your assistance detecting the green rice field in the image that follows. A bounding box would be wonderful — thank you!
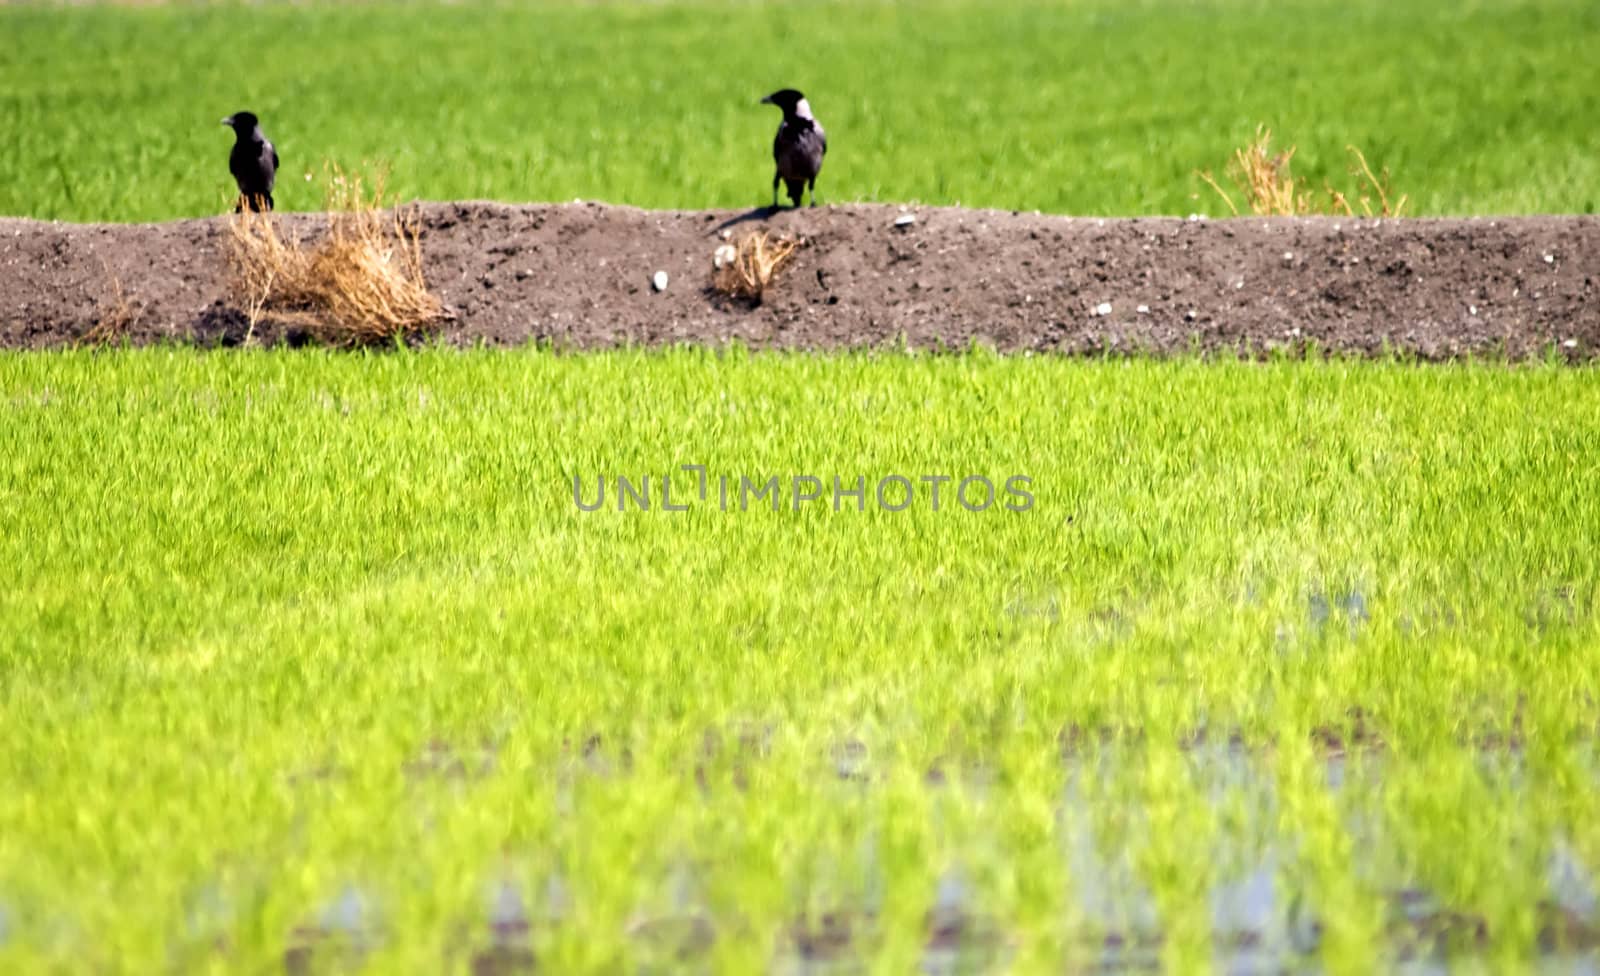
[1,0,1598,221]
[2,349,1597,972]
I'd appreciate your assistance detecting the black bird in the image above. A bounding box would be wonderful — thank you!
[221,111,278,212]
[760,89,826,208]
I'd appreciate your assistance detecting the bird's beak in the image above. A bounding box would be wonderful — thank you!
[220,116,233,127]
[759,95,773,105]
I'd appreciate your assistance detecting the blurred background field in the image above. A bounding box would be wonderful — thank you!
[1,0,1598,221]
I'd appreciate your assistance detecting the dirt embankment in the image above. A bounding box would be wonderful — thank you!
[1,203,1595,358]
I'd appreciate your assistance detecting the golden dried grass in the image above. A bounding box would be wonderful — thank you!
[225,166,449,346]
[1197,125,1408,218]
[711,232,803,303]
[79,268,146,347]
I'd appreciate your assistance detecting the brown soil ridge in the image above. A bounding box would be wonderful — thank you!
[1,202,1595,358]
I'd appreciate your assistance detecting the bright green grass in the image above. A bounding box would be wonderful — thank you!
[2,0,1598,222]
[1,349,1597,972]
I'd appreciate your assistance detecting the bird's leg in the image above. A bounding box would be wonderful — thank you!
[771,172,780,208]
[808,178,817,208]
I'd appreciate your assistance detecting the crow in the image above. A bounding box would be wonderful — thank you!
[761,89,826,208]
[221,111,278,213]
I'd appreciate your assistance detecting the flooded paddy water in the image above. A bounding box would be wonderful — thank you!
[122,719,1596,975]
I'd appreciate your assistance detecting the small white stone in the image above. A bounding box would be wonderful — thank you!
[713,244,737,269]
[1185,309,1197,321]
[652,270,669,292]
[894,214,917,227]
[1282,251,1294,262]
[1093,301,1112,317]
[1136,304,1150,314]
[1563,339,1578,349]
[1469,305,1478,316]
[1544,254,1555,263]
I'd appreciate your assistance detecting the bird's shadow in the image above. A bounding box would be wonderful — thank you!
[712,205,790,234]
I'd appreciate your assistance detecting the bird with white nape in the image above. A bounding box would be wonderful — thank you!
[760,89,827,209]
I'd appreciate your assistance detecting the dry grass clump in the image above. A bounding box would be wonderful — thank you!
[711,232,803,303]
[1197,125,1408,218]
[226,166,449,346]
[79,270,146,346]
